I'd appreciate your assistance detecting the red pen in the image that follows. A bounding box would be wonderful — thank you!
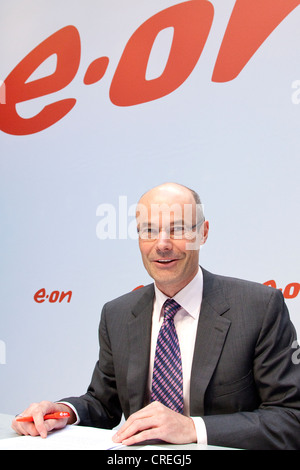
[16,411,70,422]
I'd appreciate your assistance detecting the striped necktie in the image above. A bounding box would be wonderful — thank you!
[151,298,183,413]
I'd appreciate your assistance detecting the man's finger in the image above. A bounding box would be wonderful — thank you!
[31,411,48,438]
[114,415,158,443]
[112,406,155,443]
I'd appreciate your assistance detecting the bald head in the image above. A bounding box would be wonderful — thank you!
[138,182,201,207]
[137,183,204,229]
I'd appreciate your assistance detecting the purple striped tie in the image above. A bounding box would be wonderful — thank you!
[151,299,183,413]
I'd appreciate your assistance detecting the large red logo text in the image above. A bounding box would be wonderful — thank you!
[0,0,299,135]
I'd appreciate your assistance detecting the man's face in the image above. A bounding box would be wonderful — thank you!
[136,185,209,297]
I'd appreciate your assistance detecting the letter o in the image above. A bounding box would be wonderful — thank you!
[283,283,300,299]
[110,1,214,106]
[49,290,60,303]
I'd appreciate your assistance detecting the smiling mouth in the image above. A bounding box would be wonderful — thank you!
[154,259,178,265]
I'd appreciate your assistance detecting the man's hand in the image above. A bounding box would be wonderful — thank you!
[11,401,76,438]
[112,401,197,446]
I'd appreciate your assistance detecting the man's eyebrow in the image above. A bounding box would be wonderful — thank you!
[138,222,158,229]
[139,220,186,227]
[139,221,155,226]
[171,220,185,226]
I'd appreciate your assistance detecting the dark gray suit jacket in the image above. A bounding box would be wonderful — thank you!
[62,268,300,449]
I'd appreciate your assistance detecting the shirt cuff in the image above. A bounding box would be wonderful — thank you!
[191,416,207,445]
[56,402,80,425]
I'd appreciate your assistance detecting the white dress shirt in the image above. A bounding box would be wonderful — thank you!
[149,267,207,444]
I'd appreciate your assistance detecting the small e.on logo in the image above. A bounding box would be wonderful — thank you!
[34,288,72,303]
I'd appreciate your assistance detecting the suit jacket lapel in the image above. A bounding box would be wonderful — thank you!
[127,285,154,415]
[190,269,231,416]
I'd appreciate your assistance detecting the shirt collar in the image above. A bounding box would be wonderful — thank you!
[154,267,203,320]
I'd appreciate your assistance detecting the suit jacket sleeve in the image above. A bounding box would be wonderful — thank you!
[59,302,123,429]
[203,288,300,450]
[59,284,154,430]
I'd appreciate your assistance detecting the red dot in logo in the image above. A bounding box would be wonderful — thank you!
[83,57,109,85]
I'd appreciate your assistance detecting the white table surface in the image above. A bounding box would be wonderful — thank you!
[0,413,235,450]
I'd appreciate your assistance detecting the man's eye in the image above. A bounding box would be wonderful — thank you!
[139,227,159,238]
[172,226,185,234]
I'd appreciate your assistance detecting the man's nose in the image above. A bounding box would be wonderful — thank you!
[156,229,173,250]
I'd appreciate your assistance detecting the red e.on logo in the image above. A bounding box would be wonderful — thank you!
[0,0,299,135]
[34,288,72,303]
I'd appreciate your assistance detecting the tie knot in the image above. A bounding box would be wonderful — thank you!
[163,299,181,321]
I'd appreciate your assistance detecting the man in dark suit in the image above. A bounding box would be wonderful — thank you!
[12,183,300,449]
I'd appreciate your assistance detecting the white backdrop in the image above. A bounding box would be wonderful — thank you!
[0,0,299,414]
